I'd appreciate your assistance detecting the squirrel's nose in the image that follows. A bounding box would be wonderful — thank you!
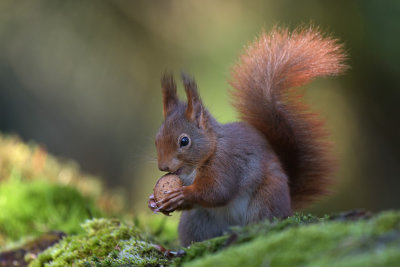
[158,163,170,172]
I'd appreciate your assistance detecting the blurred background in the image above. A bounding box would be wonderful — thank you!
[0,0,399,215]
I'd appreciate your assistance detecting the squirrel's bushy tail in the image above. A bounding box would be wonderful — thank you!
[230,26,347,209]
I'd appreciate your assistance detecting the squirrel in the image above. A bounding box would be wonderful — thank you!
[148,26,347,247]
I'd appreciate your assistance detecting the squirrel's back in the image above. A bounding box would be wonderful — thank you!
[229,26,347,209]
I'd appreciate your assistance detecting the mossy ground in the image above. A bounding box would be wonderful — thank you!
[25,211,400,267]
[0,176,101,243]
[1,134,400,266]
[183,211,400,267]
[0,135,121,249]
[29,218,170,267]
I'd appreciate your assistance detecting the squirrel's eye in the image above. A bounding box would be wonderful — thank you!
[180,136,190,147]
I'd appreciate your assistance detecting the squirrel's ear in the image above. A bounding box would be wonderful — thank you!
[182,72,207,129]
[161,73,178,118]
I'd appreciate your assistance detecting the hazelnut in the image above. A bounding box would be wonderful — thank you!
[153,174,183,203]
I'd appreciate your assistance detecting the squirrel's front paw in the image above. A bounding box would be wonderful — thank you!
[155,187,185,214]
[148,194,171,216]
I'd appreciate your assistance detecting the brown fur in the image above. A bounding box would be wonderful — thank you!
[150,26,347,246]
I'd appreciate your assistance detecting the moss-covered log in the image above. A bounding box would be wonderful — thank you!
[24,211,400,267]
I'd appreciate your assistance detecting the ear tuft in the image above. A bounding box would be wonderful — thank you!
[182,72,207,129]
[161,73,178,118]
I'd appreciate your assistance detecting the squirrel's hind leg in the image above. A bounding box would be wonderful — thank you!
[178,209,226,247]
[247,167,292,222]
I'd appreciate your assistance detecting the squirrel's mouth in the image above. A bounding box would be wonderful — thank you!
[172,167,183,176]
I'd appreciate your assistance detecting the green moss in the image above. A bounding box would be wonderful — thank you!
[372,211,400,234]
[0,133,125,249]
[183,211,400,267]
[29,218,170,267]
[0,176,102,247]
[0,134,124,215]
[27,211,400,267]
[172,213,322,266]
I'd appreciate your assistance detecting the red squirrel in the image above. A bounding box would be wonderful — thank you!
[148,26,347,246]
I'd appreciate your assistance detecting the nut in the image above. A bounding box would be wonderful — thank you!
[153,174,183,203]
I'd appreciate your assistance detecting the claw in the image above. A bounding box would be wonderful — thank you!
[151,186,187,214]
[166,188,182,194]
[157,194,184,212]
[157,191,182,205]
[148,194,159,213]
[164,200,184,212]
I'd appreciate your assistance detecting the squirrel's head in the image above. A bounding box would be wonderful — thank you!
[155,73,216,180]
